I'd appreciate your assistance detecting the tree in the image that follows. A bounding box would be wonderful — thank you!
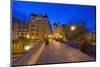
[17,36,30,46]
[65,24,87,42]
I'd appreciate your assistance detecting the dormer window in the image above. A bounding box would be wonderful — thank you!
[36,17,42,20]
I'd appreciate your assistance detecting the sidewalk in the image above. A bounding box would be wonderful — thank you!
[61,40,96,58]
[37,39,95,64]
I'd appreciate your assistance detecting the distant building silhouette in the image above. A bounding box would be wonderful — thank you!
[53,23,65,40]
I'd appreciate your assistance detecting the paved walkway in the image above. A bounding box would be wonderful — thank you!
[12,42,45,65]
[13,39,95,66]
[37,39,95,64]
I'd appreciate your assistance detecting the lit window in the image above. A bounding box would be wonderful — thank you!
[36,33,39,36]
[31,29,34,31]
[31,25,35,27]
[36,17,41,20]
[31,33,34,35]
[16,29,19,31]
[25,29,27,31]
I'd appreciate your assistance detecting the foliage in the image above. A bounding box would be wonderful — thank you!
[65,24,87,42]
[80,38,91,53]
[12,36,30,46]
[17,36,30,45]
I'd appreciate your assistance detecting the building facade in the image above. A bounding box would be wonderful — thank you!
[28,14,51,41]
[12,18,28,40]
[12,14,52,41]
[53,23,65,39]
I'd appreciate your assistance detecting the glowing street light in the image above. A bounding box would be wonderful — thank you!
[70,26,76,31]
[59,35,63,38]
[56,33,60,36]
[31,36,34,39]
[48,35,53,38]
[24,45,32,51]
[26,35,30,39]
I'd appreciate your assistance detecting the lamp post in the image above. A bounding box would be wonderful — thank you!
[26,34,30,39]
[70,25,76,31]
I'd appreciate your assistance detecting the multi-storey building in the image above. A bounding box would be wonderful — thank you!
[53,23,65,39]
[28,14,51,41]
[12,17,28,40]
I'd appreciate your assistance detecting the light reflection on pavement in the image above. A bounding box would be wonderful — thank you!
[37,39,95,64]
[13,39,95,65]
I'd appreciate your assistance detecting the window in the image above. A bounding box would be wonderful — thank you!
[31,19,35,22]
[36,17,42,20]
[37,29,39,32]
[42,22,45,24]
[17,33,19,35]
[25,33,27,35]
[21,33,24,35]
[17,26,19,29]
[16,29,19,31]
[36,33,39,36]
[21,29,23,31]
[31,29,34,31]
[31,33,34,35]
[32,17,35,19]
[31,24,35,27]
[25,29,27,31]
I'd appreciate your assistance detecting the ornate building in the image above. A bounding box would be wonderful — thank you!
[53,23,65,40]
[28,14,51,41]
[12,18,28,40]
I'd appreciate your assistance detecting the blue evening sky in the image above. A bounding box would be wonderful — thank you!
[12,1,96,32]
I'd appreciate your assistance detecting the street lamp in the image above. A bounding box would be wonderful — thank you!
[26,34,30,39]
[48,35,53,38]
[70,26,76,31]
[24,45,32,51]
[31,36,34,39]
